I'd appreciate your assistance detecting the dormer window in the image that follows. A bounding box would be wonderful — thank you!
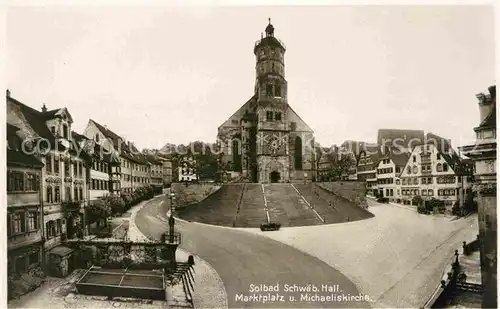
[62,124,68,139]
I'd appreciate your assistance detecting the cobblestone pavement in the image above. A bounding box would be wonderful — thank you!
[243,199,479,308]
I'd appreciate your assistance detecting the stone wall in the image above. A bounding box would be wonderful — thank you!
[171,183,221,207]
[316,181,368,208]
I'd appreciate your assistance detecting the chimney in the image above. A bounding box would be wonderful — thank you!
[488,85,496,100]
[41,104,47,113]
[6,89,10,97]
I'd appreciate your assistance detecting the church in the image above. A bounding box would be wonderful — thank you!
[217,20,316,183]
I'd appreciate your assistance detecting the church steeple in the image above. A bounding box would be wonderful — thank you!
[265,18,274,37]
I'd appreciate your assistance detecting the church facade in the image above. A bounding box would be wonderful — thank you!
[217,20,316,183]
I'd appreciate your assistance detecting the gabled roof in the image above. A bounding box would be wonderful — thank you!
[89,119,148,164]
[6,124,43,168]
[71,131,119,163]
[7,96,56,144]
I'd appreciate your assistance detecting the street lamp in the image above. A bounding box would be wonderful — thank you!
[169,192,176,216]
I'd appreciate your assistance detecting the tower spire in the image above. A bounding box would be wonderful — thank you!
[265,18,274,37]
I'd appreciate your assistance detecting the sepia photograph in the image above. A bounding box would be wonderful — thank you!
[3,3,497,309]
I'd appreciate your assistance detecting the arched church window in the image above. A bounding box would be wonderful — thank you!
[232,139,241,172]
[295,136,303,170]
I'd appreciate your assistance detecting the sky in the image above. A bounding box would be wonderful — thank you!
[7,5,495,150]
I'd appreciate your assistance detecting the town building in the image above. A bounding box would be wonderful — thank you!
[145,153,164,194]
[71,131,121,201]
[178,156,198,182]
[459,85,497,308]
[374,147,410,202]
[7,91,89,277]
[161,158,173,187]
[356,144,383,195]
[217,20,316,183]
[399,133,472,208]
[83,119,150,194]
[7,123,45,287]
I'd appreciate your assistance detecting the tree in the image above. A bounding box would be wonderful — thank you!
[101,194,126,215]
[324,152,355,181]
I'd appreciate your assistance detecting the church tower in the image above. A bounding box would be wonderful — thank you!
[217,19,315,183]
[253,19,291,183]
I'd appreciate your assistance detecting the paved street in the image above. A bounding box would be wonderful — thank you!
[243,199,479,308]
[135,195,370,308]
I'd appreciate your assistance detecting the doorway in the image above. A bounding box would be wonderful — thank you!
[270,171,281,183]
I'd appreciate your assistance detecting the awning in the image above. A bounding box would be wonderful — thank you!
[49,245,75,257]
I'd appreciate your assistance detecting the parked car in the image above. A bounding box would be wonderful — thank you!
[260,222,281,231]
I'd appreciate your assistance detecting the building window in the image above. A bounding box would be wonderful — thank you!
[422,190,427,196]
[275,85,281,97]
[407,166,411,174]
[396,167,401,173]
[56,219,62,235]
[74,187,79,201]
[46,221,54,238]
[275,112,282,121]
[266,111,273,121]
[437,153,441,160]
[51,126,56,135]
[295,136,303,170]
[63,124,68,139]
[413,156,416,162]
[54,186,60,203]
[79,187,83,201]
[46,155,52,173]
[266,84,273,96]
[422,178,427,185]
[11,213,23,234]
[54,157,60,175]
[413,178,418,185]
[95,134,100,143]
[47,186,53,203]
[428,189,433,196]
[27,212,38,231]
[436,163,443,172]
[73,163,78,177]
[412,166,418,174]
[65,186,71,201]
[443,163,448,172]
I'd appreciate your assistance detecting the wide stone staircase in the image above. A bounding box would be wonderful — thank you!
[265,184,323,227]
[295,183,373,223]
[177,184,243,226]
[235,183,267,228]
